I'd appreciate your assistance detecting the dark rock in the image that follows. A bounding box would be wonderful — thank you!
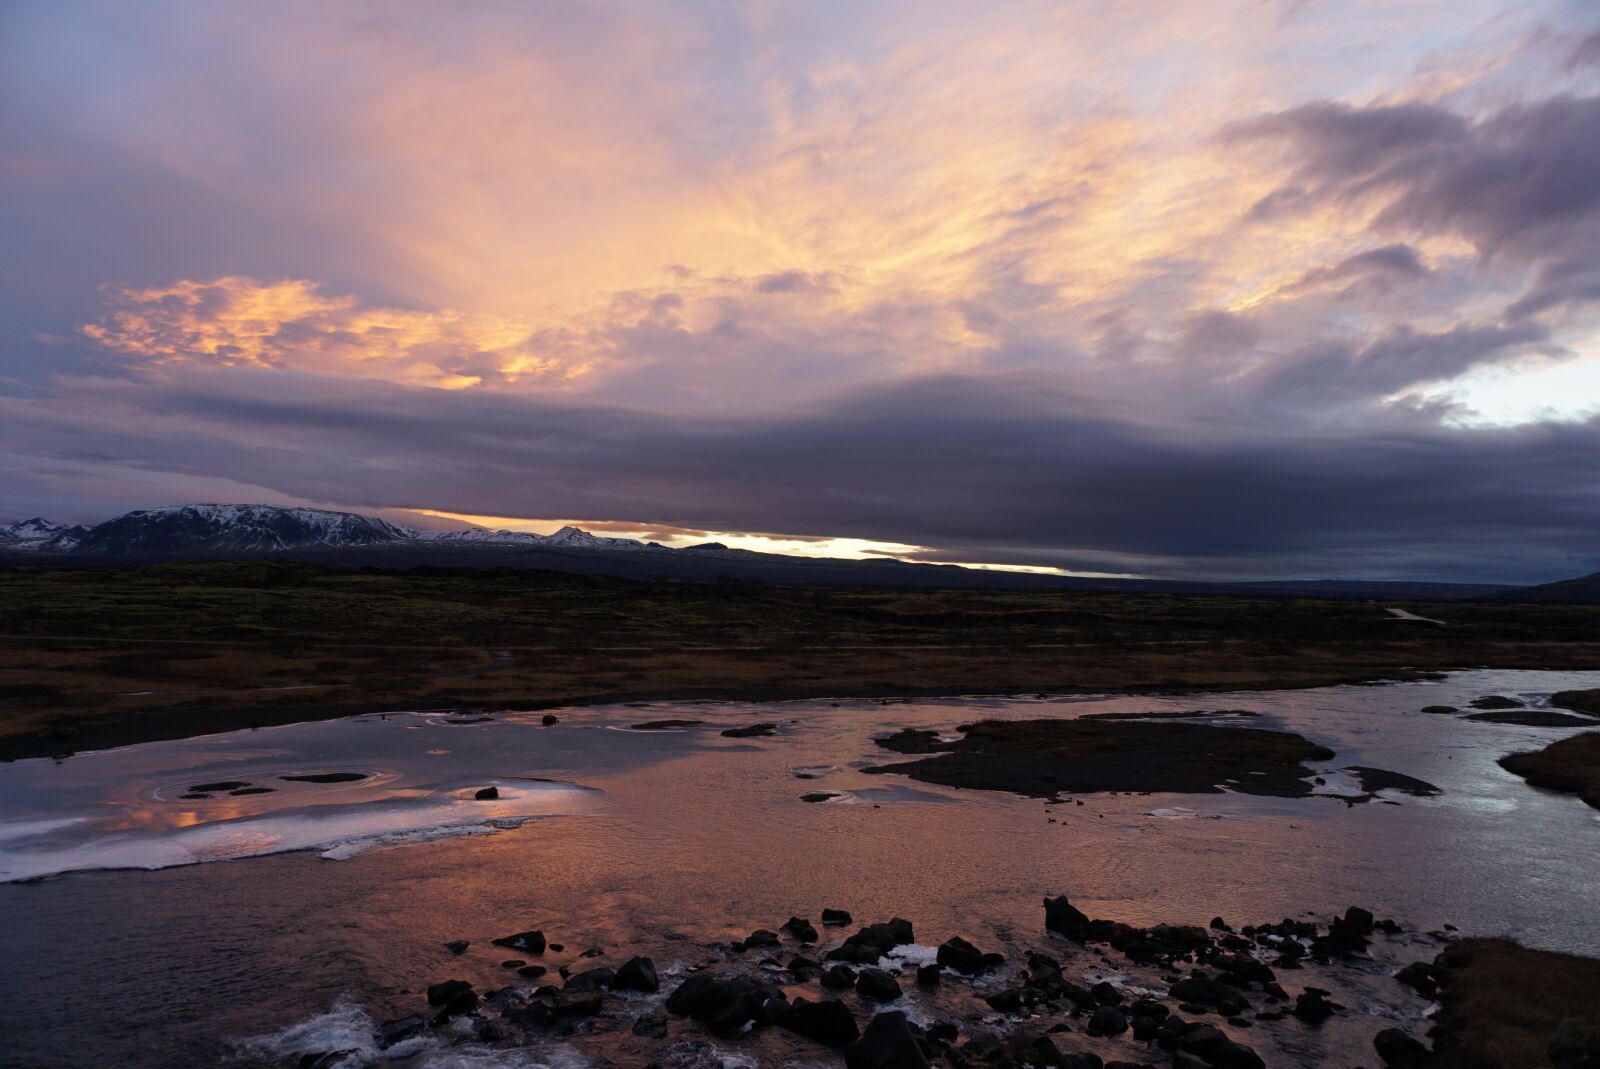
[822,908,854,926]
[917,964,941,990]
[508,1000,558,1030]
[983,988,1026,1012]
[779,996,861,1047]
[631,719,706,730]
[789,955,823,981]
[782,916,820,942]
[552,990,604,1016]
[631,1013,668,1039]
[823,964,858,988]
[474,786,499,800]
[1209,917,1229,930]
[436,987,479,1018]
[298,1053,357,1069]
[801,791,838,802]
[1169,977,1236,1007]
[936,936,993,974]
[722,722,778,737]
[517,964,547,980]
[1469,695,1525,710]
[1131,1015,1160,1040]
[376,1013,426,1048]
[1045,895,1092,939]
[665,972,788,1035]
[426,979,473,1006]
[579,946,604,958]
[1008,1033,1075,1067]
[541,714,559,725]
[1373,1027,1429,1068]
[492,930,546,954]
[846,1011,930,1069]
[1089,1006,1128,1036]
[615,956,659,993]
[190,781,251,792]
[744,929,781,949]
[1091,980,1122,1005]
[828,919,915,964]
[1181,1025,1265,1069]
[1420,705,1458,714]
[563,967,615,992]
[230,787,275,795]
[501,959,524,968]
[444,940,470,955]
[1215,953,1274,986]
[855,967,902,1001]
[1293,989,1336,1022]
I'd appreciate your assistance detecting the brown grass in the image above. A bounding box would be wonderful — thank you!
[1429,938,1600,1068]
[1499,732,1600,810]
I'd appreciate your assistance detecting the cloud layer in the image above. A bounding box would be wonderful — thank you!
[3,1,1599,581]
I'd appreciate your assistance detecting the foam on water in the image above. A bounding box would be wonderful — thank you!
[235,995,589,1069]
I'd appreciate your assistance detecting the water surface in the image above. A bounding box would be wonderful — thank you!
[1,669,1596,1068]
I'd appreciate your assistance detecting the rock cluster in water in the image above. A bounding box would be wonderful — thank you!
[283,894,1469,1069]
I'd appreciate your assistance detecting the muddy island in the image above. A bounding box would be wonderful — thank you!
[864,718,1343,799]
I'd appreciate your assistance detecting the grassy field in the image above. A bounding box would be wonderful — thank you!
[3,560,1599,759]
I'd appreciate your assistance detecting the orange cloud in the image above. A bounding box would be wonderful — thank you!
[81,276,587,389]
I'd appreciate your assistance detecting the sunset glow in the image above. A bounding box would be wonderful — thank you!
[5,0,1600,581]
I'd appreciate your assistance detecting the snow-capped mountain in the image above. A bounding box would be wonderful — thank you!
[0,517,88,551]
[0,504,674,557]
[416,525,662,551]
[538,525,664,551]
[67,504,418,555]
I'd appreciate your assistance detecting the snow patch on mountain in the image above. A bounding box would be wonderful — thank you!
[0,518,88,551]
[7,504,677,556]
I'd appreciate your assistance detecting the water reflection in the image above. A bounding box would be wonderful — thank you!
[0,669,1596,1068]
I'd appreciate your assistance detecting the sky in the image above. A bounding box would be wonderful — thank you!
[3,0,1599,583]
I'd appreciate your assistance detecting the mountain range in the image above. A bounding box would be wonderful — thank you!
[2,502,1587,599]
[1,504,714,557]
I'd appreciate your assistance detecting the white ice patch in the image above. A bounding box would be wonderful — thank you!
[883,943,940,968]
[0,781,588,882]
[1146,807,1200,820]
[235,995,590,1069]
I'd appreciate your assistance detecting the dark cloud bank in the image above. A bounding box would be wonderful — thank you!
[7,367,1598,583]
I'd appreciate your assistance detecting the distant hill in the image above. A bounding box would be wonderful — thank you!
[0,502,1516,598]
[1492,571,1600,604]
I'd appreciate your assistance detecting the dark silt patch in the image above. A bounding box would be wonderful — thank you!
[188,781,251,793]
[1469,695,1525,710]
[279,772,369,784]
[1466,711,1600,727]
[1342,766,1440,799]
[1078,708,1261,721]
[864,719,1337,799]
[630,719,706,731]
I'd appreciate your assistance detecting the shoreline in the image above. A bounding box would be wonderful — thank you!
[4,654,1595,763]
